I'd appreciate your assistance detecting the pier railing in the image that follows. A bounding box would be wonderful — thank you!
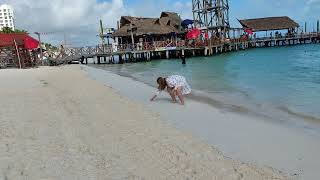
[44,32,320,63]
[249,32,320,42]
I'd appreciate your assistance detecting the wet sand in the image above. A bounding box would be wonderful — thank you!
[84,65,320,180]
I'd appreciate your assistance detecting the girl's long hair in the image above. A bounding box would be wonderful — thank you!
[157,77,167,91]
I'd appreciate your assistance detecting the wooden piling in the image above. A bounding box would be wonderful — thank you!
[119,54,124,64]
[166,50,170,59]
[97,56,101,64]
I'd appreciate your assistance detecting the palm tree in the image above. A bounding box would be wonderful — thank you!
[14,29,28,33]
[0,27,14,33]
[43,43,58,51]
[0,27,28,34]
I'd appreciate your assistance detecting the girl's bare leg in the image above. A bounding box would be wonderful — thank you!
[167,88,177,103]
[176,87,185,105]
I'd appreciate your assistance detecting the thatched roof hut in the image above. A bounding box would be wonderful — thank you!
[113,12,183,38]
[238,16,299,32]
[159,12,181,29]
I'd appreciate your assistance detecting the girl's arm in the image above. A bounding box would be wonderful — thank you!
[150,90,161,101]
[150,94,157,101]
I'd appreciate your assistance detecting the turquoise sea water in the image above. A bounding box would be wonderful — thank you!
[92,44,320,124]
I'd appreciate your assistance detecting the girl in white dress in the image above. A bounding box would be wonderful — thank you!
[150,75,191,105]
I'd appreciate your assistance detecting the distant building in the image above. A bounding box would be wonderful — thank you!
[0,4,15,30]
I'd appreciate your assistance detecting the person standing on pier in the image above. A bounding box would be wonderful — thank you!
[150,75,191,105]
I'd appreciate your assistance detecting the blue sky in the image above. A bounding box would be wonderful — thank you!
[102,0,319,23]
[2,0,319,46]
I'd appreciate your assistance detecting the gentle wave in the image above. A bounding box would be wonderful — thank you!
[91,64,320,129]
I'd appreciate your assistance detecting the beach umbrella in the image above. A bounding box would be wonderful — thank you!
[181,19,194,27]
[244,28,253,35]
[186,28,201,39]
[204,32,209,39]
[24,36,39,50]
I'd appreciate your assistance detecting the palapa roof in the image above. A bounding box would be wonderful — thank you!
[159,12,181,28]
[238,16,299,32]
[113,12,182,37]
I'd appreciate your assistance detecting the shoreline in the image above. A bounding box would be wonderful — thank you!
[86,43,320,125]
[83,65,320,180]
[89,64,320,131]
[0,65,288,179]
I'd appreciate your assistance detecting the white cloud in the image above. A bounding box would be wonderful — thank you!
[123,0,192,19]
[0,0,126,46]
[304,0,320,19]
[1,0,317,46]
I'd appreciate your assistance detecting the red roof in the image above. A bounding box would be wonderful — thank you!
[0,33,39,50]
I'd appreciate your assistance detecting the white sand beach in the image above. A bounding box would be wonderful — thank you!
[0,65,289,179]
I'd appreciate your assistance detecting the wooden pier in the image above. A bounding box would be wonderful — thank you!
[46,32,320,65]
[44,11,320,65]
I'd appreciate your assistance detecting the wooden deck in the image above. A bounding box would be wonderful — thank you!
[46,32,320,64]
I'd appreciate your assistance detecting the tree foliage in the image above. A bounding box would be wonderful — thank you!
[0,27,28,34]
[42,43,58,51]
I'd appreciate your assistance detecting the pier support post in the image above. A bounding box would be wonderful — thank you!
[180,49,186,64]
[113,56,115,64]
[132,53,135,62]
[97,56,101,64]
[139,53,142,61]
[108,56,112,64]
[142,53,145,60]
[119,54,123,64]
[147,52,151,60]
[204,48,208,56]
[166,50,170,59]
